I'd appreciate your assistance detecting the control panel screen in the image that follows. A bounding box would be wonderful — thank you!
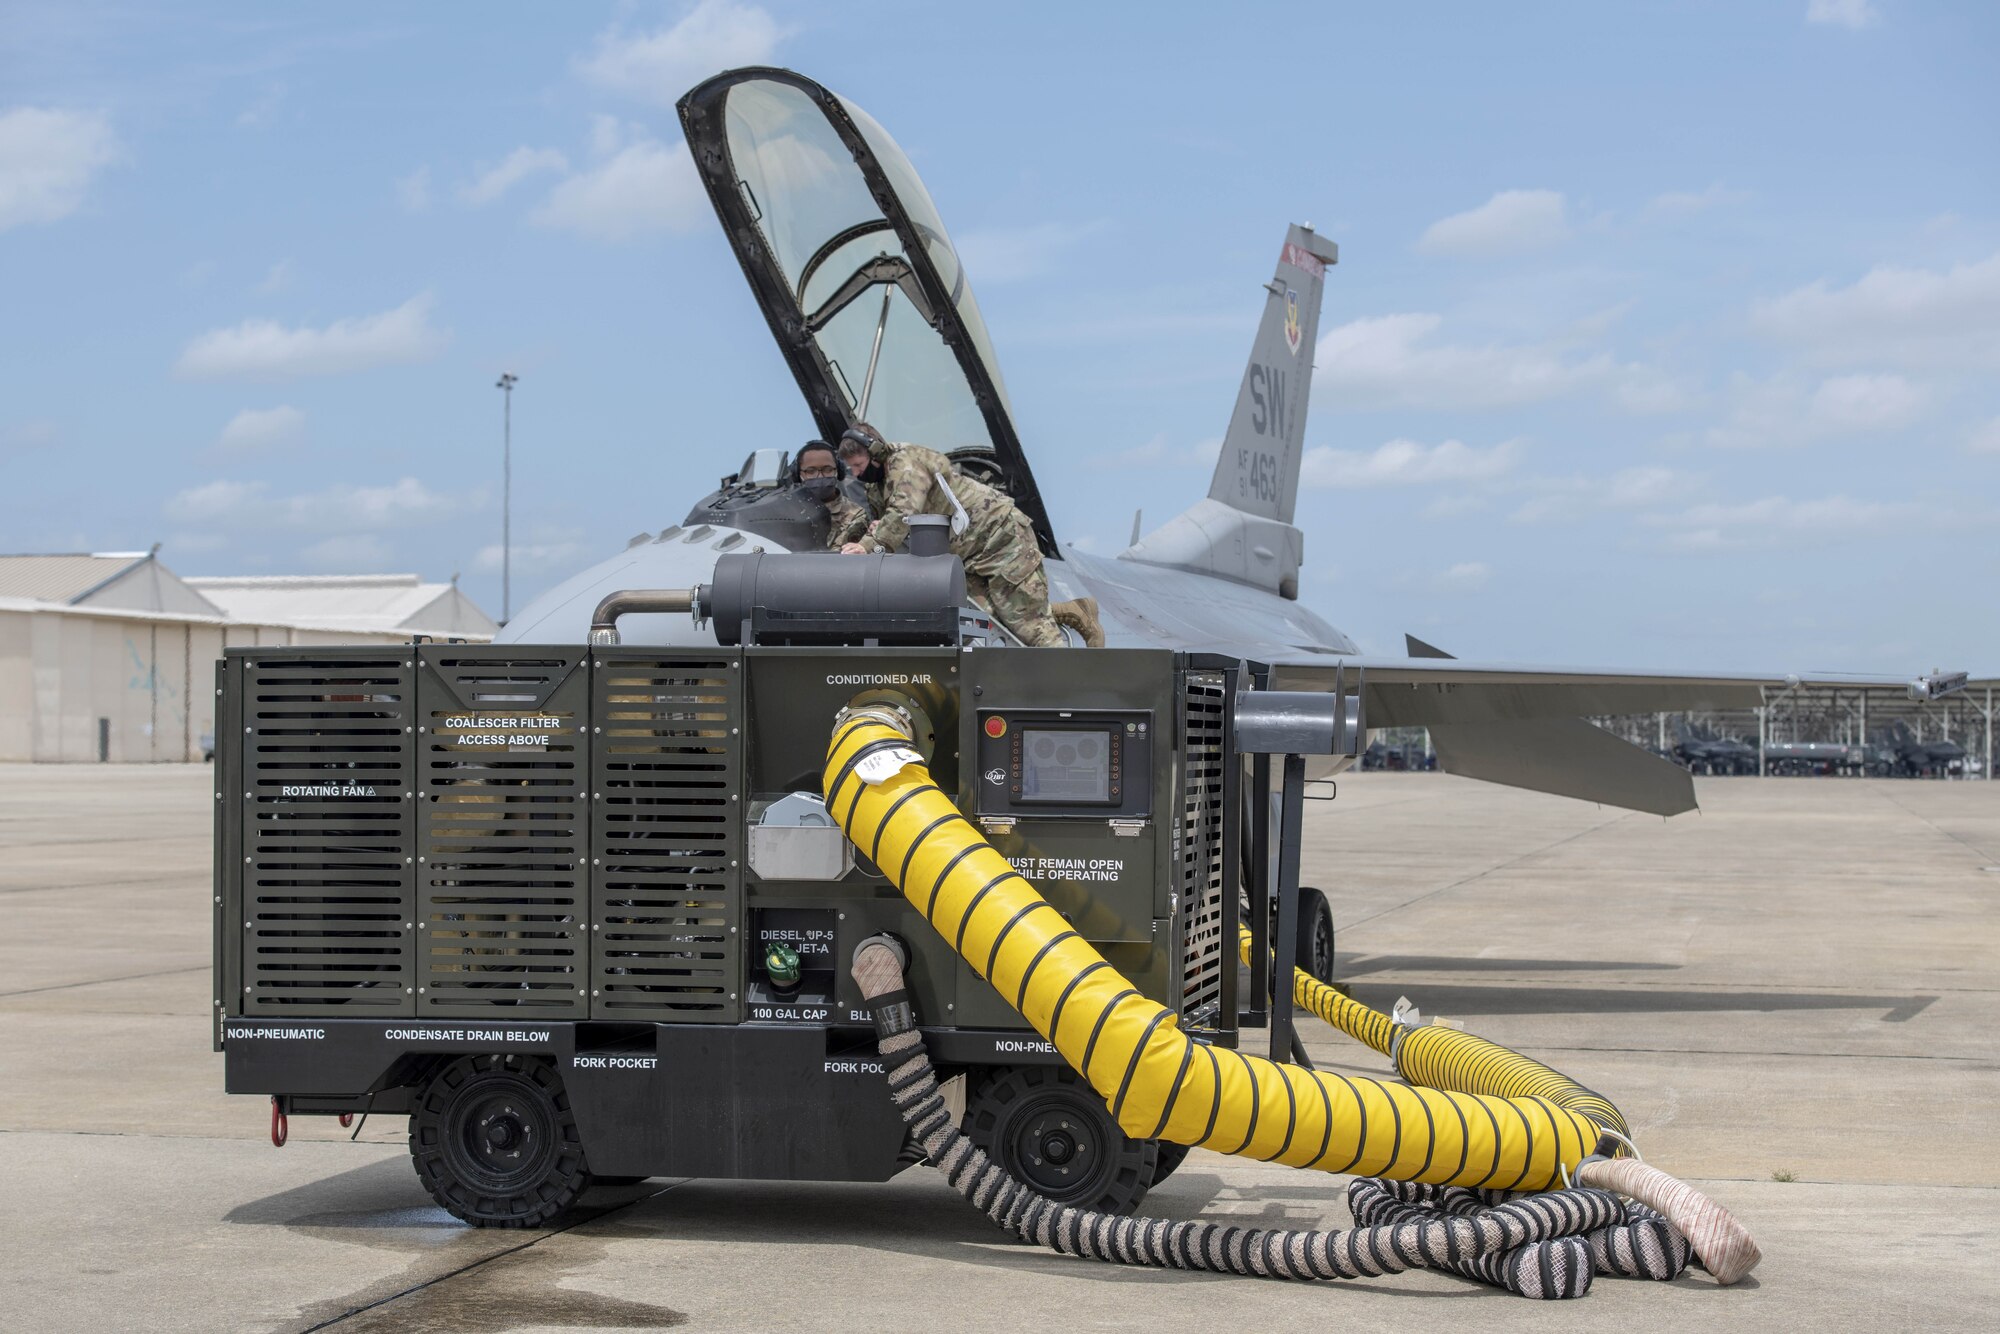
[1018,729,1111,803]
[974,709,1150,820]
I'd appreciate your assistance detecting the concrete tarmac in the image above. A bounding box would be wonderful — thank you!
[3,763,1995,1331]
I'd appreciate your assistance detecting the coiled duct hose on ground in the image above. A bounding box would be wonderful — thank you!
[852,938,1619,1297]
[826,715,1600,1190]
[1269,923,1757,1281]
[1257,929,1693,1281]
[1272,929,1632,1137]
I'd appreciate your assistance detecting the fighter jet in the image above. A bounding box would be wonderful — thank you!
[500,66,1962,817]
[1881,722,1966,777]
[1672,720,1758,776]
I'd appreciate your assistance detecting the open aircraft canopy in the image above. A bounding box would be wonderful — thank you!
[678,67,1056,551]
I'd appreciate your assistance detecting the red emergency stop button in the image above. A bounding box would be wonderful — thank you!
[984,716,1006,738]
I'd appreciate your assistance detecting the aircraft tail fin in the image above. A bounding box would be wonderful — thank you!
[1207,225,1337,523]
[1119,224,1336,599]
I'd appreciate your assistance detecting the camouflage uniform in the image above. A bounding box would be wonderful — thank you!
[852,441,1066,647]
[825,484,871,551]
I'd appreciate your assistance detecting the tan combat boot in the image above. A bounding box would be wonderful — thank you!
[1050,597,1105,648]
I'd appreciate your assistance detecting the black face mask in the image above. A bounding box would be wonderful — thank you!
[797,478,838,503]
[859,459,886,486]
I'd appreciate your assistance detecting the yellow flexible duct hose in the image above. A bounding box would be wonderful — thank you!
[826,717,1603,1190]
[1254,927,1632,1138]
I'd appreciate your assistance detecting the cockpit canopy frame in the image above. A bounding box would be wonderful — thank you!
[677,66,1057,555]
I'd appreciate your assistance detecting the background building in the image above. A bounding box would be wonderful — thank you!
[0,551,494,763]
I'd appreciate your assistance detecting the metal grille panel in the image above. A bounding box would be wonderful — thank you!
[592,651,743,1021]
[416,649,589,1017]
[1178,672,1228,1021]
[239,650,414,1014]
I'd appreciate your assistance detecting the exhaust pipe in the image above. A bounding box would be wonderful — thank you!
[588,588,700,646]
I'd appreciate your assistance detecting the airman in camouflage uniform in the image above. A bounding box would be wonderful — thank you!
[837,425,1067,647]
[826,486,869,549]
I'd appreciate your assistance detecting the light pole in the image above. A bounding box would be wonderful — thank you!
[496,372,517,624]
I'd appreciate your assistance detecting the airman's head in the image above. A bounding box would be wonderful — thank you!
[795,439,839,482]
[838,422,886,474]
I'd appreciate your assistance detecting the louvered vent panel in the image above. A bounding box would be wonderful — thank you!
[416,649,589,1017]
[1178,673,1228,1024]
[241,651,414,1014]
[592,651,742,1021]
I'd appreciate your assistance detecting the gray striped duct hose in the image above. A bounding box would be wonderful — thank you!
[853,938,1685,1298]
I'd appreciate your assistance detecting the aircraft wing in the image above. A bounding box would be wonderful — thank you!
[1244,646,1963,817]
[1281,657,1814,723]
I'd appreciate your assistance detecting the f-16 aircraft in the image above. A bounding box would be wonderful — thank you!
[1672,721,1759,776]
[500,66,1962,817]
[1881,721,1967,776]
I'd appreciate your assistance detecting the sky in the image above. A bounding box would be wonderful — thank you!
[2,0,1995,672]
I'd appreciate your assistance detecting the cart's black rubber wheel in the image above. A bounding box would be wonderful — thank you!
[410,1054,591,1228]
[1147,1140,1192,1187]
[1297,886,1336,985]
[964,1064,1156,1215]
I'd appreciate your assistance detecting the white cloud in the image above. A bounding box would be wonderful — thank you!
[397,166,431,213]
[473,540,583,573]
[236,84,285,129]
[1612,366,1701,414]
[302,534,395,570]
[175,294,449,381]
[1098,433,1220,469]
[532,135,704,241]
[1749,251,2000,368]
[1012,307,1256,347]
[0,107,121,231]
[1417,190,1569,257]
[461,146,569,206]
[1706,372,1929,448]
[1317,313,1646,410]
[1509,466,1698,524]
[1645,183,1748,217]
[575,1,785,106]
[257,259,294,295]
[1970,417,2000,455]
[165,531,228,554]
[1807,0,1878,30]
[955,221,1111,284]
[1400,560,1496,592]
[166,476,469,531]
[1422,494,1488,519]
[165,478,262,523]
[1300,437,1520,488]
[2,418,60,452]
[215,405,304,453]
[1808,373,1927,429]
[1645,494,1917,552]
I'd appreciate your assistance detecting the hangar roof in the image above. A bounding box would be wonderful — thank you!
[185,573,497,639]
[0,551,224,615]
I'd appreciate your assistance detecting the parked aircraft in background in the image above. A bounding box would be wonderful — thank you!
[1673,721,1759,776]
[1882,722,1967,777]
